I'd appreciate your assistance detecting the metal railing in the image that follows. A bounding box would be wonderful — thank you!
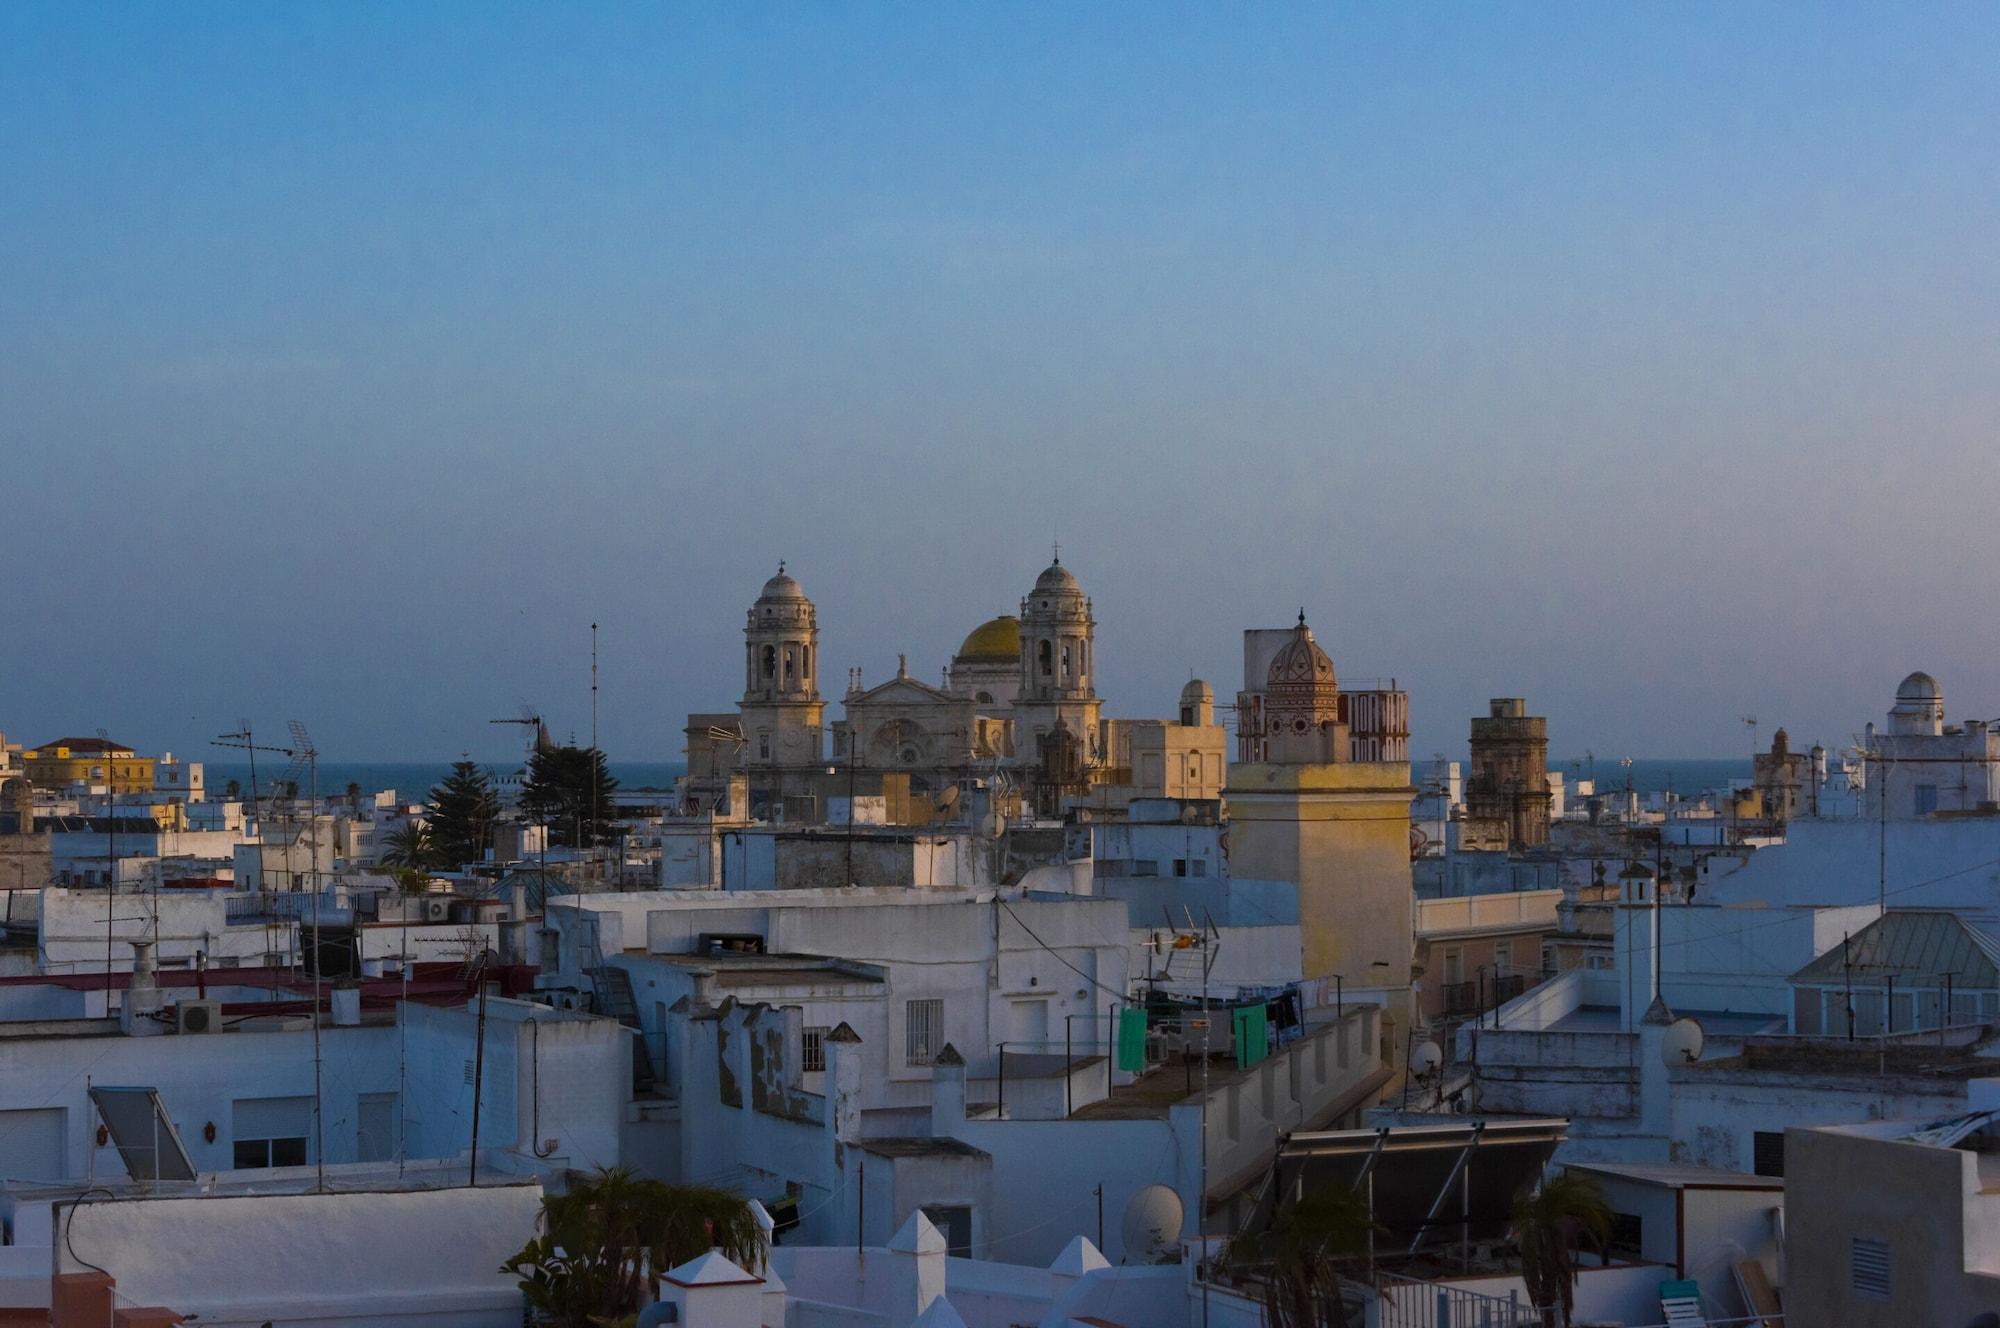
[1442,973,1527,1017]
[1372,1272,1543,1328]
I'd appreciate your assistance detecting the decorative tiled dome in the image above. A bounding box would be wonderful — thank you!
[1267,613,1336,690]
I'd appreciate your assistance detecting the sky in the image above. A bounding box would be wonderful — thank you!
[5,4,1999,765]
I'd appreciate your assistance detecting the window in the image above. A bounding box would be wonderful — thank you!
[232,1096,311,1170]
[906,999,944,1066]
[1442,947,1464,985]
[1132,861,1160,878]
[1915,783,1939,815]
[802,1026,829,1073]
[758,733,771,760]
[1752,1130,1785,1177]
[1062,644,1072,678]
[1038,641,1053,676]
[762,646,777,678]
[1494,940,1513,976]
[1606,1212,1643,1262]
[1851,1236,1889,1299]
[922,1205,973,1258]
[1174,859,1188,877]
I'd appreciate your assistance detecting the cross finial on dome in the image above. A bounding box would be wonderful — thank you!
[1297,607,1307,627]
[1052,538,1060,565]
[777,559,785,575]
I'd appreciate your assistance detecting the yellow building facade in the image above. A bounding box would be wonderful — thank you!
[22,739,155,795]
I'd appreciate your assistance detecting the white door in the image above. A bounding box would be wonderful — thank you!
[1012,999,1050,1050]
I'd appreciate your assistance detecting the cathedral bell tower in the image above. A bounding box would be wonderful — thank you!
[1015,556,1102,812]
[738,564,824,769]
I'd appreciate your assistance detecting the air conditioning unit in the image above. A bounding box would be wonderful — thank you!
[176,1000,223,1035]
[423,898,453,923]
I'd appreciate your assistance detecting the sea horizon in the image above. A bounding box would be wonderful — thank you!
[199,755,1756,802]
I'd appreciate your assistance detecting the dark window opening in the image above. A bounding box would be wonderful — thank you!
[1753,1130,1785,1177]
[1606,1212,1643,1262]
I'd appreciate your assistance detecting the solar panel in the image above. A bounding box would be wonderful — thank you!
[88,1087,197,1183]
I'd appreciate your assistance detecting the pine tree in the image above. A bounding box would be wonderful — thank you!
[520,745,619,847]
[426,760,499,867]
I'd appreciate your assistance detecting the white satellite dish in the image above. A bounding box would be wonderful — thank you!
[1120,1184,1185,1265]
[1410,1040,1444,1077]
[1661,1017,1705,1066]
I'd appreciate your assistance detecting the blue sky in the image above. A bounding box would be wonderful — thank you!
[5,4,1999,763]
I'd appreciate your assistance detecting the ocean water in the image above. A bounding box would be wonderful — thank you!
[203,760,688,801]
[1549,758,1752,797]
[203,756,1751,801]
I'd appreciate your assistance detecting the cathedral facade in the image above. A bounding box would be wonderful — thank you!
[682,558,1114,820]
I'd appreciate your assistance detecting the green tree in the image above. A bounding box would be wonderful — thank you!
[1224,1188,1372,1328]
[503,1167,762,1328]
[381,821,436,869]
[1513,1172,1612,1328]
[223,779,242,800]
[426,760,499,867]
[521,745,619,847]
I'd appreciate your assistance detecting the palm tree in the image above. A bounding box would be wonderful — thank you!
[380,821,435,869]
[1224,1187,1372,1328]
[504,1167,763,1327]
[1512,1172,1612,1328]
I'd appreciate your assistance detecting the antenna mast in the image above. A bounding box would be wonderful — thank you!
[591,624,600,875]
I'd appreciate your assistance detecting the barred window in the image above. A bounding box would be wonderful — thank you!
[906,999,944,1066]
[802,1026,828,1073]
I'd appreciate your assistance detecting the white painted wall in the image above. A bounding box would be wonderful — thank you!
[37,887,290,973]
[53,1183,540,1326]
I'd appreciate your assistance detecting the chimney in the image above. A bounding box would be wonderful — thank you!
[824,1023,864,1145]
[929,1043,966,1136]
[886,1210,948,1319]
[121,941,168,1036]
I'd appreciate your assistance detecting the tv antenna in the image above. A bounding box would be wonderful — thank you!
[489,704,550,757]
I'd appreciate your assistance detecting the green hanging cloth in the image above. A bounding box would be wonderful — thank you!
[1234,1004,1270,1069]
[1116,1006,1148,1072]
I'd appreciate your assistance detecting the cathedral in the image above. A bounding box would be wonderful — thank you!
[681,557,1123,820]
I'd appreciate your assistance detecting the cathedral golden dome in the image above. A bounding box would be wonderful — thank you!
[956,615,1020,663]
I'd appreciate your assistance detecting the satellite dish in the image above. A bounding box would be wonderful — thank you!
[935,785,961,813]
[1662,1017,1705,1066]
[1410,1040,1444,1077]
[982,809,1008,839]
[1120,1184,1185,1264]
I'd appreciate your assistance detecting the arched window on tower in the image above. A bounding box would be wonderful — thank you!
[1061,644,1072,679]
[784,649,795,685]
[802,645,811,681]
[762,646,777,679]
[1039,641,1053,677]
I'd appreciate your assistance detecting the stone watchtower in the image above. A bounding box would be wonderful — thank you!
[1465,698,1552,850]
[738,565,824,770]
